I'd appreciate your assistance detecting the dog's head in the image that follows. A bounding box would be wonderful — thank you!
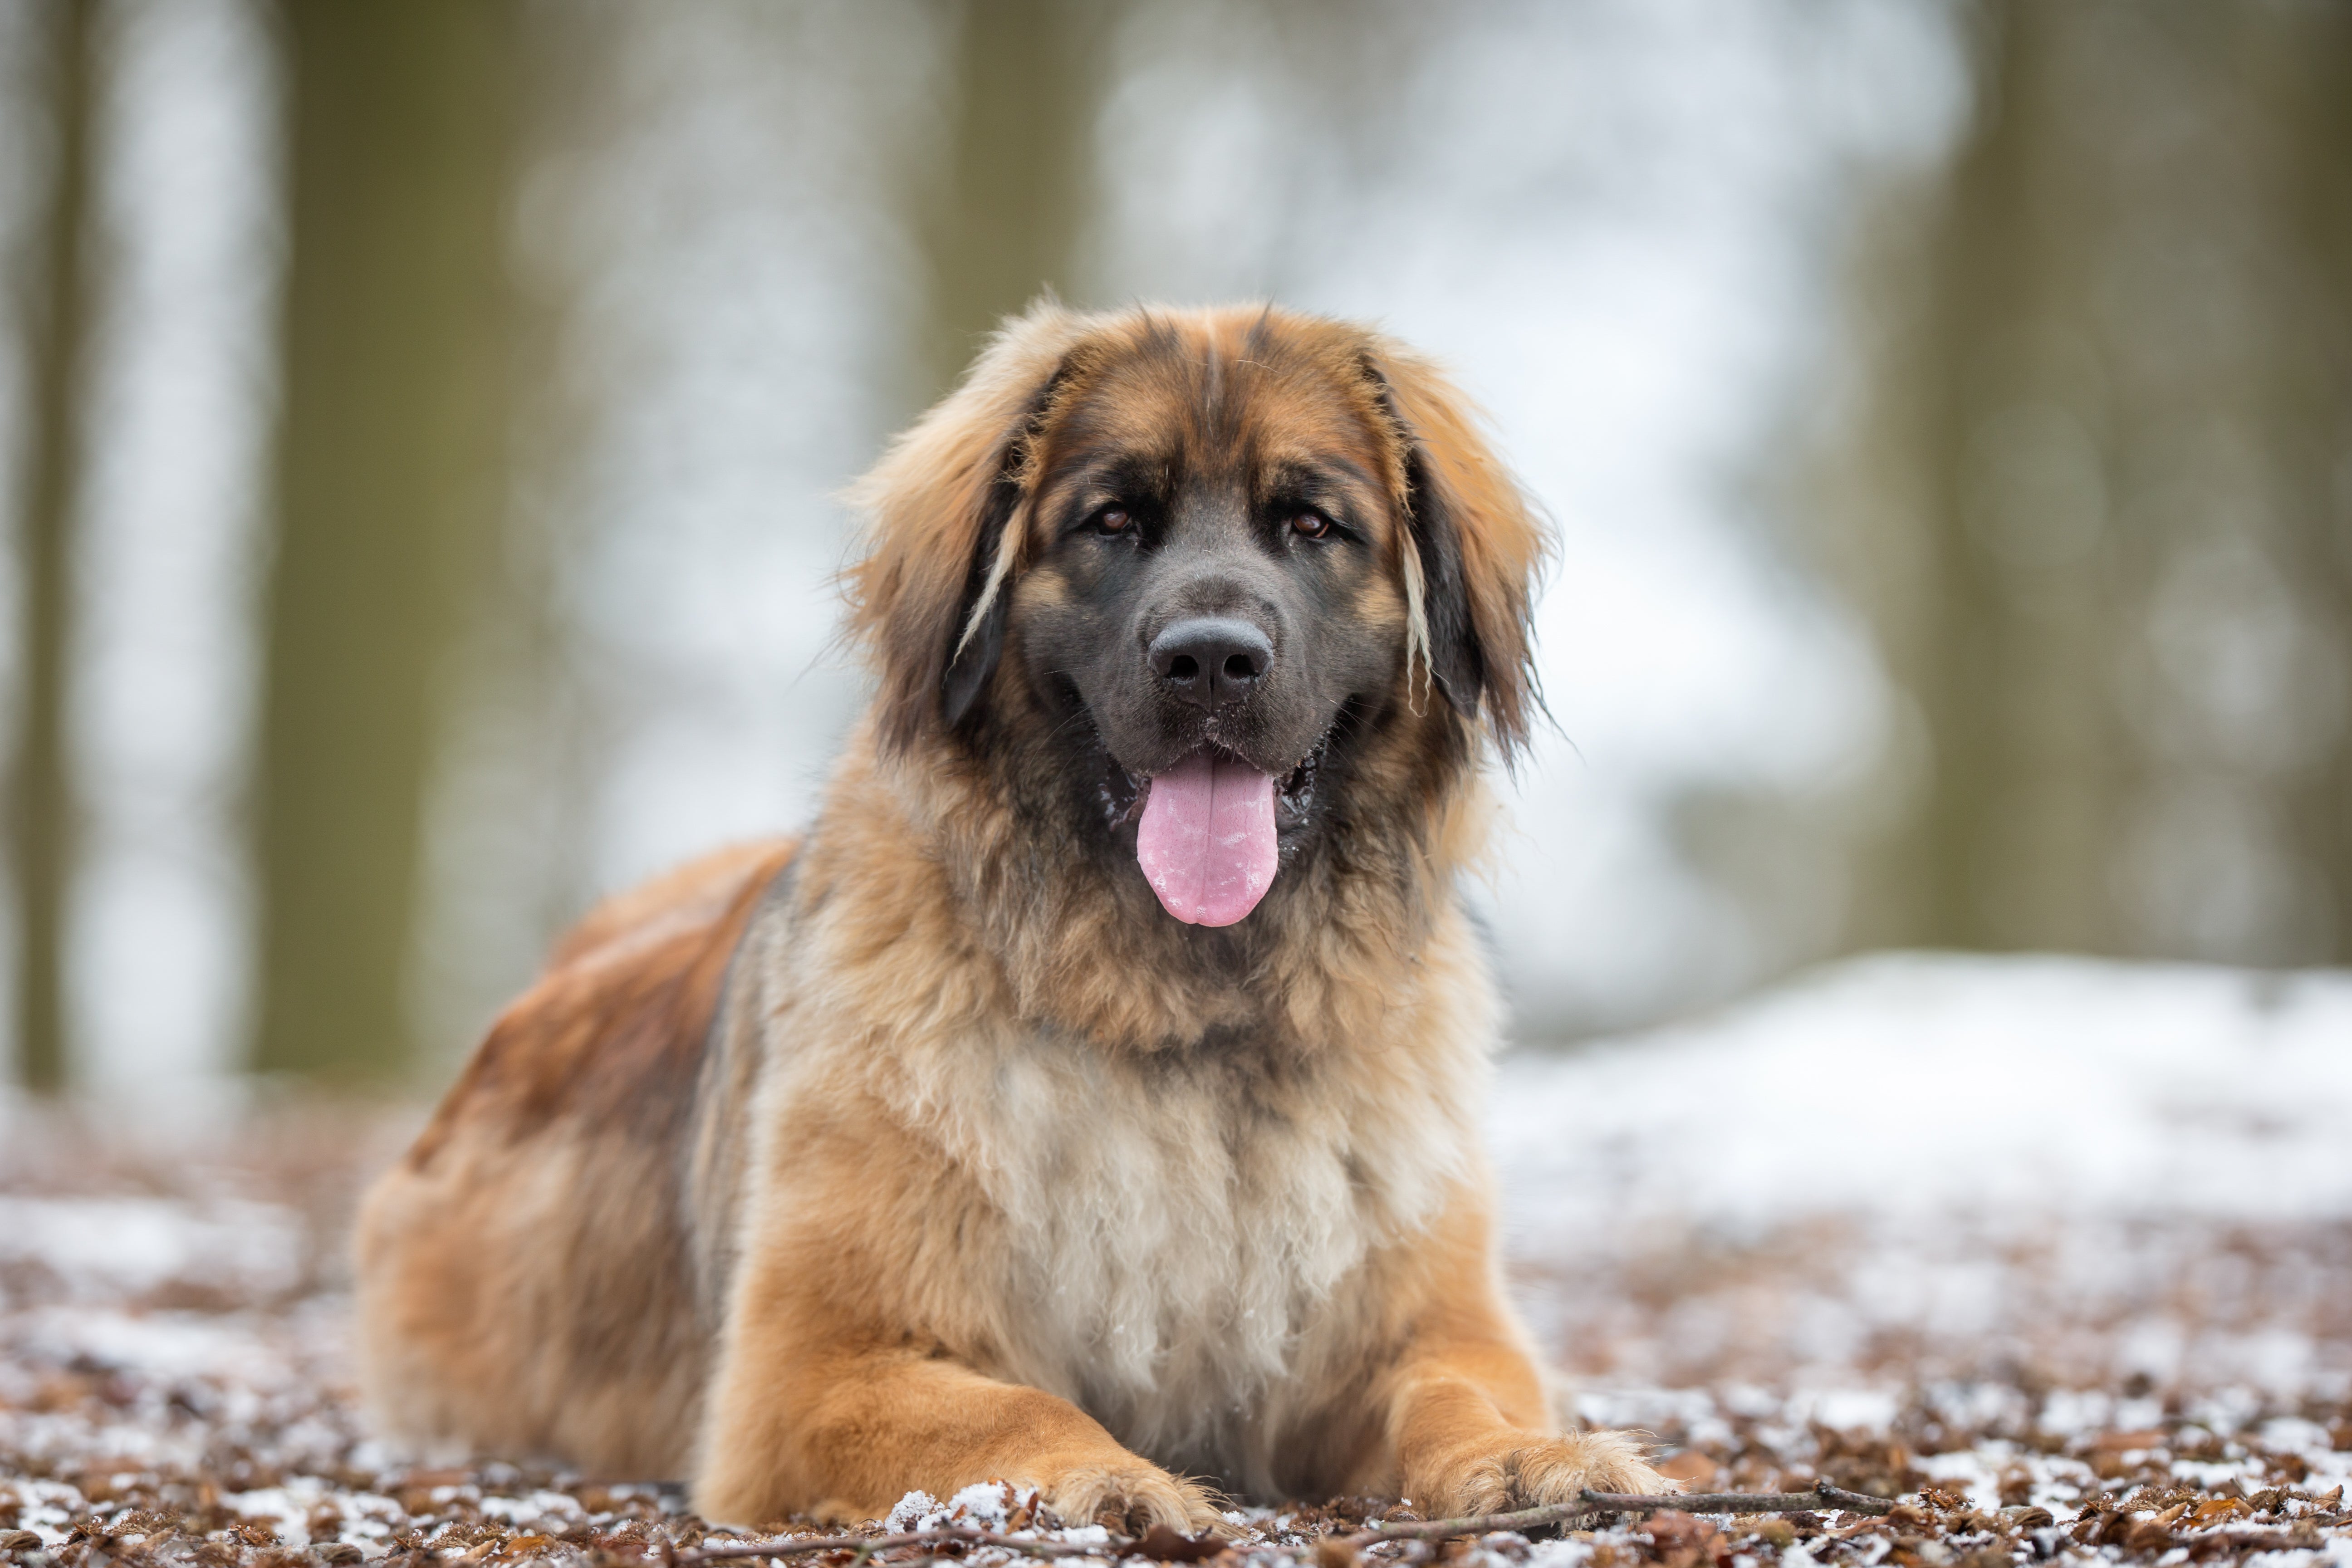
[847,303,1544,928]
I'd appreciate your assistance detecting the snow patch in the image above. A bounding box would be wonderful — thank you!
[1494,952,2352,1244]
[887,1481,1037,1533]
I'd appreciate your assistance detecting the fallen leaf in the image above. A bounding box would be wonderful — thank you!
[1131,1524,1224,1563]
[1642,1509,1726,1568]
[1312,1539,1360,1568]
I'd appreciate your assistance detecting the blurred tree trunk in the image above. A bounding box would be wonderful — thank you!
[1906,0,2122,952]
[916,0,1109,405]
[2265,3,2352,960]
[1842,0,2352,964]
[8,0,95,1093]
[252,0,514,1079]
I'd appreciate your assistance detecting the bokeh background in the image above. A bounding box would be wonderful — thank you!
[5,4,2352,1547]
[2,0,2349,1096]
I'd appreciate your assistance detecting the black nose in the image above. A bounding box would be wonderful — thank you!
[1149,617,1273,710]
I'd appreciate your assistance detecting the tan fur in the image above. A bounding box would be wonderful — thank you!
[356,304,1666,1529]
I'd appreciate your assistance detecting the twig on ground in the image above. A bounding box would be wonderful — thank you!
[1347,1479,1896,1545]
[1582,1482,1896,1519]
[1348,1504,1599,1544]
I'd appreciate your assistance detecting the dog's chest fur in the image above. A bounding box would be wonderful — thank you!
[934,1028,1482,1494]
[730,844,1504,1499]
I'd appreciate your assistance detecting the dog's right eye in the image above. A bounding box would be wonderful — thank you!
[1088,507,1132,536]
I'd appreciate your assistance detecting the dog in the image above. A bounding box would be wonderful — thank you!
[354,302,1669,1531]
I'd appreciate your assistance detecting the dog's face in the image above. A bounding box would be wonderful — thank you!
[1010,342,1411,921]
[849,305,1544,930]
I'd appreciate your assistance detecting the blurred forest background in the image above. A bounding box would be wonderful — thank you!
[1,0,2348,1094]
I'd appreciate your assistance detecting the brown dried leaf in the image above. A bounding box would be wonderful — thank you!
[1312,1539,1361,1568]
[1131,1524,1224,1563]
[2092,1431,2169,1453]
[1640,1509,1727,1568]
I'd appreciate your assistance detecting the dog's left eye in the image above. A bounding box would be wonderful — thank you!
[1089,507,1132,536]
[1290,511,1333,540]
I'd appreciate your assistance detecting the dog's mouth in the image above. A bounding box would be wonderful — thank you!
[1099,740,1325,927]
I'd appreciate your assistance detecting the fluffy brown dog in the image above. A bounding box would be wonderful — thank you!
[355,303,1668,1531]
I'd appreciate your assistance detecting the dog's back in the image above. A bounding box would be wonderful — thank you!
[354,838,796,1477]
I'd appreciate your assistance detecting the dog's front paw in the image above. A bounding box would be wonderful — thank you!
[1428,1429,1672,1517]
[1040,1461,1223,1536]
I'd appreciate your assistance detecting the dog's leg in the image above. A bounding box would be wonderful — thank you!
[1359,1213,1668,1517]
[695,1096,1224,1534]
[1375,1334,1668,1517]
[694,1333,1220,1533]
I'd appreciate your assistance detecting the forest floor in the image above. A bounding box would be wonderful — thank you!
[3,953,2349,1568]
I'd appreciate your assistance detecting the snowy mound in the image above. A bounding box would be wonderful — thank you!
[1493,951,2352,1237]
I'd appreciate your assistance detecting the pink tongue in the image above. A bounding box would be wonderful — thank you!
[1135,751,1279,926]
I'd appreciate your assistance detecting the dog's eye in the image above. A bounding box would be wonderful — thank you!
[1090,507,1132,536]
[1290,510,1333,540]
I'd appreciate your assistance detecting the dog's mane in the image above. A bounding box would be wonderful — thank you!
[823,301,1553,1059]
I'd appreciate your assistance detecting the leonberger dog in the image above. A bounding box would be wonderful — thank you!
[355,302,1669,1531]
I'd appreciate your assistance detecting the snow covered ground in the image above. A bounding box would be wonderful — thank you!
[1496,951,2352,1230]
[3,952,2348,1566]
[1494,952,2352,1401]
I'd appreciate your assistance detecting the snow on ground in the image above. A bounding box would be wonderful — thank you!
[1494,953,2352,1401]
[3,952,2349,1568]
[1494,951,2352,1229]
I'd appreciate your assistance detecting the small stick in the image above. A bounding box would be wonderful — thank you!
[1348,1480,1896,1545]
[677,1527,1125,1564]
[1581,1482,1894,1518]
[1350,1504,1597,1544]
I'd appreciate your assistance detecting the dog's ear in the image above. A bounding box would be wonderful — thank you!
[844,303,1088,752]
[1360,342,1549,760]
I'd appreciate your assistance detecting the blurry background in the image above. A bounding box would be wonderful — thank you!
[3,0,2350,1096]
[5,3,2352,1519]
